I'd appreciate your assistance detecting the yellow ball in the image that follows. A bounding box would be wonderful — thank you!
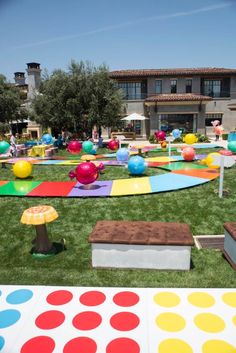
[205,152,220,169]
[184,133,198,145]
[13,160,32,179]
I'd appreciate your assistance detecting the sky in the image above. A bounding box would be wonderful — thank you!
[0,0,236,82]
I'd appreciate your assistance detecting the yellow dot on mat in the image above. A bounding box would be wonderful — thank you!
[202,339,236,353]
[233,315,236,327]
[222,292,236,308]
[187,292,215,308]
[158,338,193,353]
[153,292,181,307]
[155,312,186,332]
[194,313,225,333]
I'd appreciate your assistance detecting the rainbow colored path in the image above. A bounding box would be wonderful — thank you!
[0,156,219,198]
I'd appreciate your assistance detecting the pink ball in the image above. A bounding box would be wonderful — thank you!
[108,140,119,151]
[219,149,233,156]
[74,162,98,185]
[154,131,166,141]
[182,147,195,161]
[67,140,82,154]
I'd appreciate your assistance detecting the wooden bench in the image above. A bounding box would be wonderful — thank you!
[223,222,236,270]
[89,221,194,270]
[45,147,58,158]
[111,131,136,140]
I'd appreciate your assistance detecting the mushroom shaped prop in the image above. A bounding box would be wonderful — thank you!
[21,205,58,257]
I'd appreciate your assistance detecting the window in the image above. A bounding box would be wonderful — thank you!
[155,80,162,94]
[186,79,192,93]
[205,113,223,126]
[170,80,177,93]
[160,114,193,132]
[117,82,146,100]
[203,80,221,98]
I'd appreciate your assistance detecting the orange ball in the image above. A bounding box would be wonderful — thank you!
[182,147,195,161]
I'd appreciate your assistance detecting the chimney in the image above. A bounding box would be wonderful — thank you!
[26,62,41,100]
[14,72,26,85]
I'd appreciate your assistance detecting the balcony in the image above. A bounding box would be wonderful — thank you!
[202,91,231,98]
[123,93,147,100]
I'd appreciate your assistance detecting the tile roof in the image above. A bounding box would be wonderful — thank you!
[110,67,236,78]
[145,94,212,102]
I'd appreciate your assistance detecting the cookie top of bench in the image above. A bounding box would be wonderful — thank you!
[224,222,236,240]
[89,221,194,246]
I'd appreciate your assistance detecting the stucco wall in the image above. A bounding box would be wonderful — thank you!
[206,99,236,132]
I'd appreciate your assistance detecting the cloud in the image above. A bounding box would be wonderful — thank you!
[10,2,232,50]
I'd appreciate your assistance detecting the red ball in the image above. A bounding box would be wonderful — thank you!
[75,162,98,185]
[67,140,82,154]
[108,140,119,151]
[154,131,166,141]
[182,147,195,161]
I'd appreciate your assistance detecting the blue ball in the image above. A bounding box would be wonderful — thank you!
[172,129,181,139]
[128,155,146,175]
[42,133,53,145]
[116,148,129,162]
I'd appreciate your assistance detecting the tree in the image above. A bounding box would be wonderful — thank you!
[32,61,123,136]
[0,74,22,125]
[87,64,123,133]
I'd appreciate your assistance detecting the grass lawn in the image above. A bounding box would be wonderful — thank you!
[0,147,235,288]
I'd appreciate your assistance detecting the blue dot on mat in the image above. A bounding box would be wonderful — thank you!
[0,310,21,328]
[6,289,33,304]
[0,337,5,350]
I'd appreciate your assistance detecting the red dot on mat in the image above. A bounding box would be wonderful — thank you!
[106,337,140,353]
[72,311,102,330]
[110,312,140,331]
[35,310,65,329]
[79,291,106,306]
[20,336,55,353]
[46,290,73,305]
[63,337,97,353]
[113,291,140,307]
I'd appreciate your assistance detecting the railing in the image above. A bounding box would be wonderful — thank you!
[201,91,230,98]
[122,93,147,100]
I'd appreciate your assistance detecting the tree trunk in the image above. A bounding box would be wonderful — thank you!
[33,224,53,254]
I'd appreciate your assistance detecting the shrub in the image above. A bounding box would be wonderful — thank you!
[196,133,210,143]
[222,133,228,140]
[149,134,157,143]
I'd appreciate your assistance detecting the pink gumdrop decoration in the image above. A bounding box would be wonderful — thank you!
[67,140,82,154]
[74,162,98,185]
[108,140,119,151]
[154,131,166,141]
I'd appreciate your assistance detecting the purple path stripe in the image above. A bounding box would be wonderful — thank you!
[68,180,113,197]
[102,160,127,166]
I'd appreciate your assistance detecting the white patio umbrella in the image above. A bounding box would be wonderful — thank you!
[121,113,149,121]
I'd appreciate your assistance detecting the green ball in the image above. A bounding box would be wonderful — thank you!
[0,141,10,154]
[82,140,94,153]
[228,141,236,153]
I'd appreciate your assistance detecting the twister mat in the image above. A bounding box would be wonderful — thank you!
[0,286,235,353]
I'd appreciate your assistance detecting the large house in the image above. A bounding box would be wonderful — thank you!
[110,68,236,138]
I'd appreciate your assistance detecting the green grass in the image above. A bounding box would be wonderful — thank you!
[0,147,236,288]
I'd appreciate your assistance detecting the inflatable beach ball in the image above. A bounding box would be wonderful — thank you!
[128,155,146,175]
[0,141,10,154]
[13,160,32,179]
